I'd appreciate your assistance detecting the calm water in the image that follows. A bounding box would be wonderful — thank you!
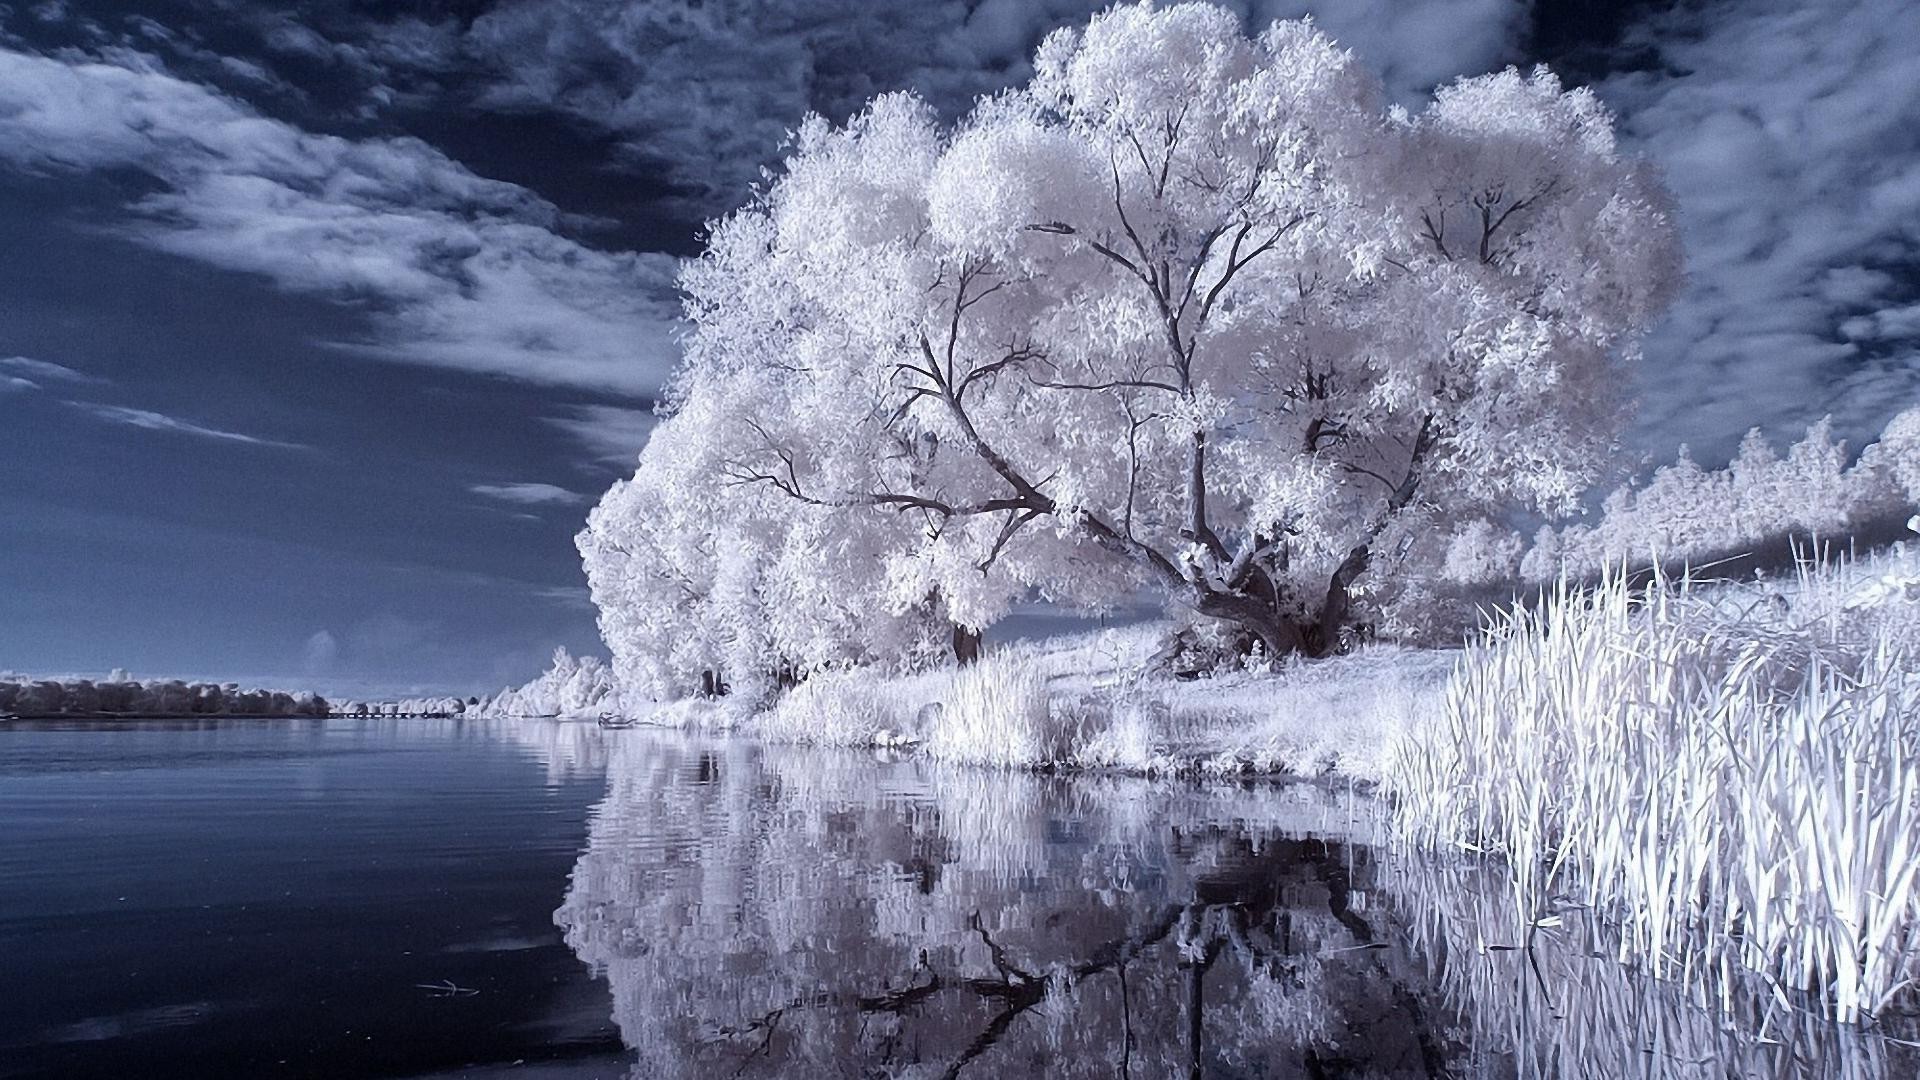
[2,717,1911,1079]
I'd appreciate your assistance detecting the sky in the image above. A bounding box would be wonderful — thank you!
[1,0,1916,696]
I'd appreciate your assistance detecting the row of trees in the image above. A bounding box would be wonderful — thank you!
[0,678,329,718]
[578,2,1681,703]
[1424,406,1920,591]
[473,648,621,718]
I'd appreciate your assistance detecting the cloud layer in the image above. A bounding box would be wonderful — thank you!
[456,0,1525,219]
[0,45,681,396]
[1604,0,1920,459]
[0,355,104,386]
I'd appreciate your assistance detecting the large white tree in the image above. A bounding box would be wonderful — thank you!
[582,2,1680,689]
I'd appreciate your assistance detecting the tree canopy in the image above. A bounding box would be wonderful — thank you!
[580,2,1681,700]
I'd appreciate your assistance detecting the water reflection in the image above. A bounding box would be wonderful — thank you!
[555,729,1920,1079]
[1389,858,1920,1080]
[556,734,1456,1078]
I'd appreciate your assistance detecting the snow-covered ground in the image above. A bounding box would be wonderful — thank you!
[483,624,1453,782]
[490,530,1920,790]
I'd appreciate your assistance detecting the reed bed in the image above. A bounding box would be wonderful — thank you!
[1391,553,1920,1024]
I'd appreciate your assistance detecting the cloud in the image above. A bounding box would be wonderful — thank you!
[456,0,1527,220]
[1602,0,1920,459]
[542,402,658,466]
[0,45,683,396]
[0,355,103,384]
[470,481,587,506]
[2,376,37,393]
[530,584,594,609]
[66,401,306,448]
[1250,0,1525,101]
[301,629,339,675]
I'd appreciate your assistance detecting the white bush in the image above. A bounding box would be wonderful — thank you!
[922,652,1079,767]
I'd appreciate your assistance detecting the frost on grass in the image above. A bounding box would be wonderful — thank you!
[743,626,1447,779]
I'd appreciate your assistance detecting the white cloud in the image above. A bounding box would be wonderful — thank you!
[470,481,587,505]
[67,401,306,448]
[1250,0,1525,101]
[0,46,683,396]
[0,355,103,384]
[542,403,658,465]
[301,629,339,674]
[2,376,37,393]
[530,584,594,609]
[1602,0,1920,460]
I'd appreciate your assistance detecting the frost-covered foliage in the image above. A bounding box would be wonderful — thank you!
[1523,408,1920,581]
[580,1,1680,700]
[476,647,622,718]
[578,428,953,705]
[0,677,328,718]
[331,696,472,717]
[1394,550,1920,1023]
[921,651,1070,766]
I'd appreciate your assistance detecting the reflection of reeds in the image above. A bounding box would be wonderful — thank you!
[1386,855,1920,1079]
[1391,556,1920,1024]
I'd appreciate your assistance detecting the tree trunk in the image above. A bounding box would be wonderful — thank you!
[1195,591,1307,662]
[951,623,983,666]
[1304,543,1371,658]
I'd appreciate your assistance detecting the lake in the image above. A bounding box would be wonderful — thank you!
[1,717,1912,1078]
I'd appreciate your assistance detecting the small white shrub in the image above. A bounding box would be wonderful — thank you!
[922,652,1076,767]
[753,669,891,747]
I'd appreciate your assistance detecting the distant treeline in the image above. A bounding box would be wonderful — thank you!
[0,678,329,719]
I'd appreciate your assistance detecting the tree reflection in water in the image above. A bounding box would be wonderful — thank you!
[547,729,1920,1078]
[555,733,1460,1079]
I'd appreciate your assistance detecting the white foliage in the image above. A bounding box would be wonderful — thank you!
[1441,518,1524,585]
[921,651,1067,767]
[1528,411,1916,580]
[477,647,622,718]
[1396,553,1920,1022]
[584,1,1678,701]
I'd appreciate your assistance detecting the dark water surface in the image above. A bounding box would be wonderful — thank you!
[0,718,622,1079]
[2,717,1911,1079]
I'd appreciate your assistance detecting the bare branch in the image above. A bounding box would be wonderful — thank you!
[1032,375,1183,395]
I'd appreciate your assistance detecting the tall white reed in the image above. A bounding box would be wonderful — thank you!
[1392,556,1920,1022]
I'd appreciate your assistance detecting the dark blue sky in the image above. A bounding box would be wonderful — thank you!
[2,0,1916,696]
